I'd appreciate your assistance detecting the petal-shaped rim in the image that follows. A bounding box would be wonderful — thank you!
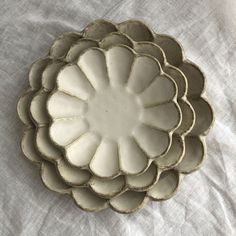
[154,33,184,67]
[47,90,87,120]
[118,20,154,42]
[77,44,163,77]
[49,117,89,147]
[17,89,34,127]
[174,98,195,135]
[175,136,206,174]
[126,53,162,94]
[138,74,177,107]
[40,161,71,194]
[134,41,165,66]
[53,63,95,101]
[89,138,120,178]
[133,124,172,158]
[105,44,135,87]
[41,60,65,91]
[99,31,188,102]
[109,190,148,214]
[56,159,91,186]
[179,60,206,97]
[118,136,150,176]
[72,187,108,212]
[109,25,212,138]
[30,90,49,126]
[41,160,109,212]
[49,32,82,60]
[126,163,160,191]
[140,101,182,132]
[65,38,99,63]
[155,134,185,170]
[100,32,134,50]
[147,169,182,200]
[65,132,101,169]
[21,128,42,163]
[89,175,126,198]
[22,127,186,213]
[77,47,109,91]
[36,126,62,162]
[189,97,214,136]
[40,159,182,212]
[28,58,51,90]
[164,64,188,98]
[83,19,118,40]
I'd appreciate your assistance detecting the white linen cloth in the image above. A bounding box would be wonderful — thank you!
[0,0,236,235]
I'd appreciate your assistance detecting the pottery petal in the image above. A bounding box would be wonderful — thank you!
[21,129,42,163]
[65,39,99,63]
[78,48,109,90]
[72,188,108,212]
[36,126,61,161]
[154,34,183,66]
[133,124,170,158]
[110,191,147,213]
[178,61,205,96]
[41,61,65,91]
[100,32,133,49]
[30,91,48,125]
[49,118,88,147]
[57,64,94,100]
[134,42,165,66]
[155,134,184,169]
[83,19,117,40]
[175,99,195,135]
[106,46,134,86]
[189,97,214,136]
[126,163,159,191]
[118,136,149,175]
[49,32,82,59]
[147,170,180,200]
[127,55,161,94]
[17,90,34,126]
[175,136,205,173]
[57,159,91,186]
[164,65,187,98]
[29,58,51,90]
[66,132,100,167]
[140,101,181,131]
[138,74,176,106]
[89,175,125,198]
[41,162,71,194]
[47,91,87,119]
[118,20,154,42]
[89,139,120,178]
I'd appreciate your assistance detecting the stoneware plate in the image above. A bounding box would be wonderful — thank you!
[17,19,214,214]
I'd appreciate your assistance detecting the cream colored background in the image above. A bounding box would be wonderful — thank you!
[0,0,235,235]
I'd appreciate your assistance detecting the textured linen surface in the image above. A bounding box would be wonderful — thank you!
[0,0,236,235]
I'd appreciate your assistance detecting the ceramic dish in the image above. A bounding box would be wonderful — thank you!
[17,19,214,213]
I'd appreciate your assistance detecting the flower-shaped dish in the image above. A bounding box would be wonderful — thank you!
[17,19,214,213]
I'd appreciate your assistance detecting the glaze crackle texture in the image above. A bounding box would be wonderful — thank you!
[17,19,214,213]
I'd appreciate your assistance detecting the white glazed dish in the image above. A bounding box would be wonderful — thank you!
[17,19,214,213]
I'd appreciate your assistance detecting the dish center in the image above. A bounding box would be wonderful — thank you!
[85,87,141,139]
